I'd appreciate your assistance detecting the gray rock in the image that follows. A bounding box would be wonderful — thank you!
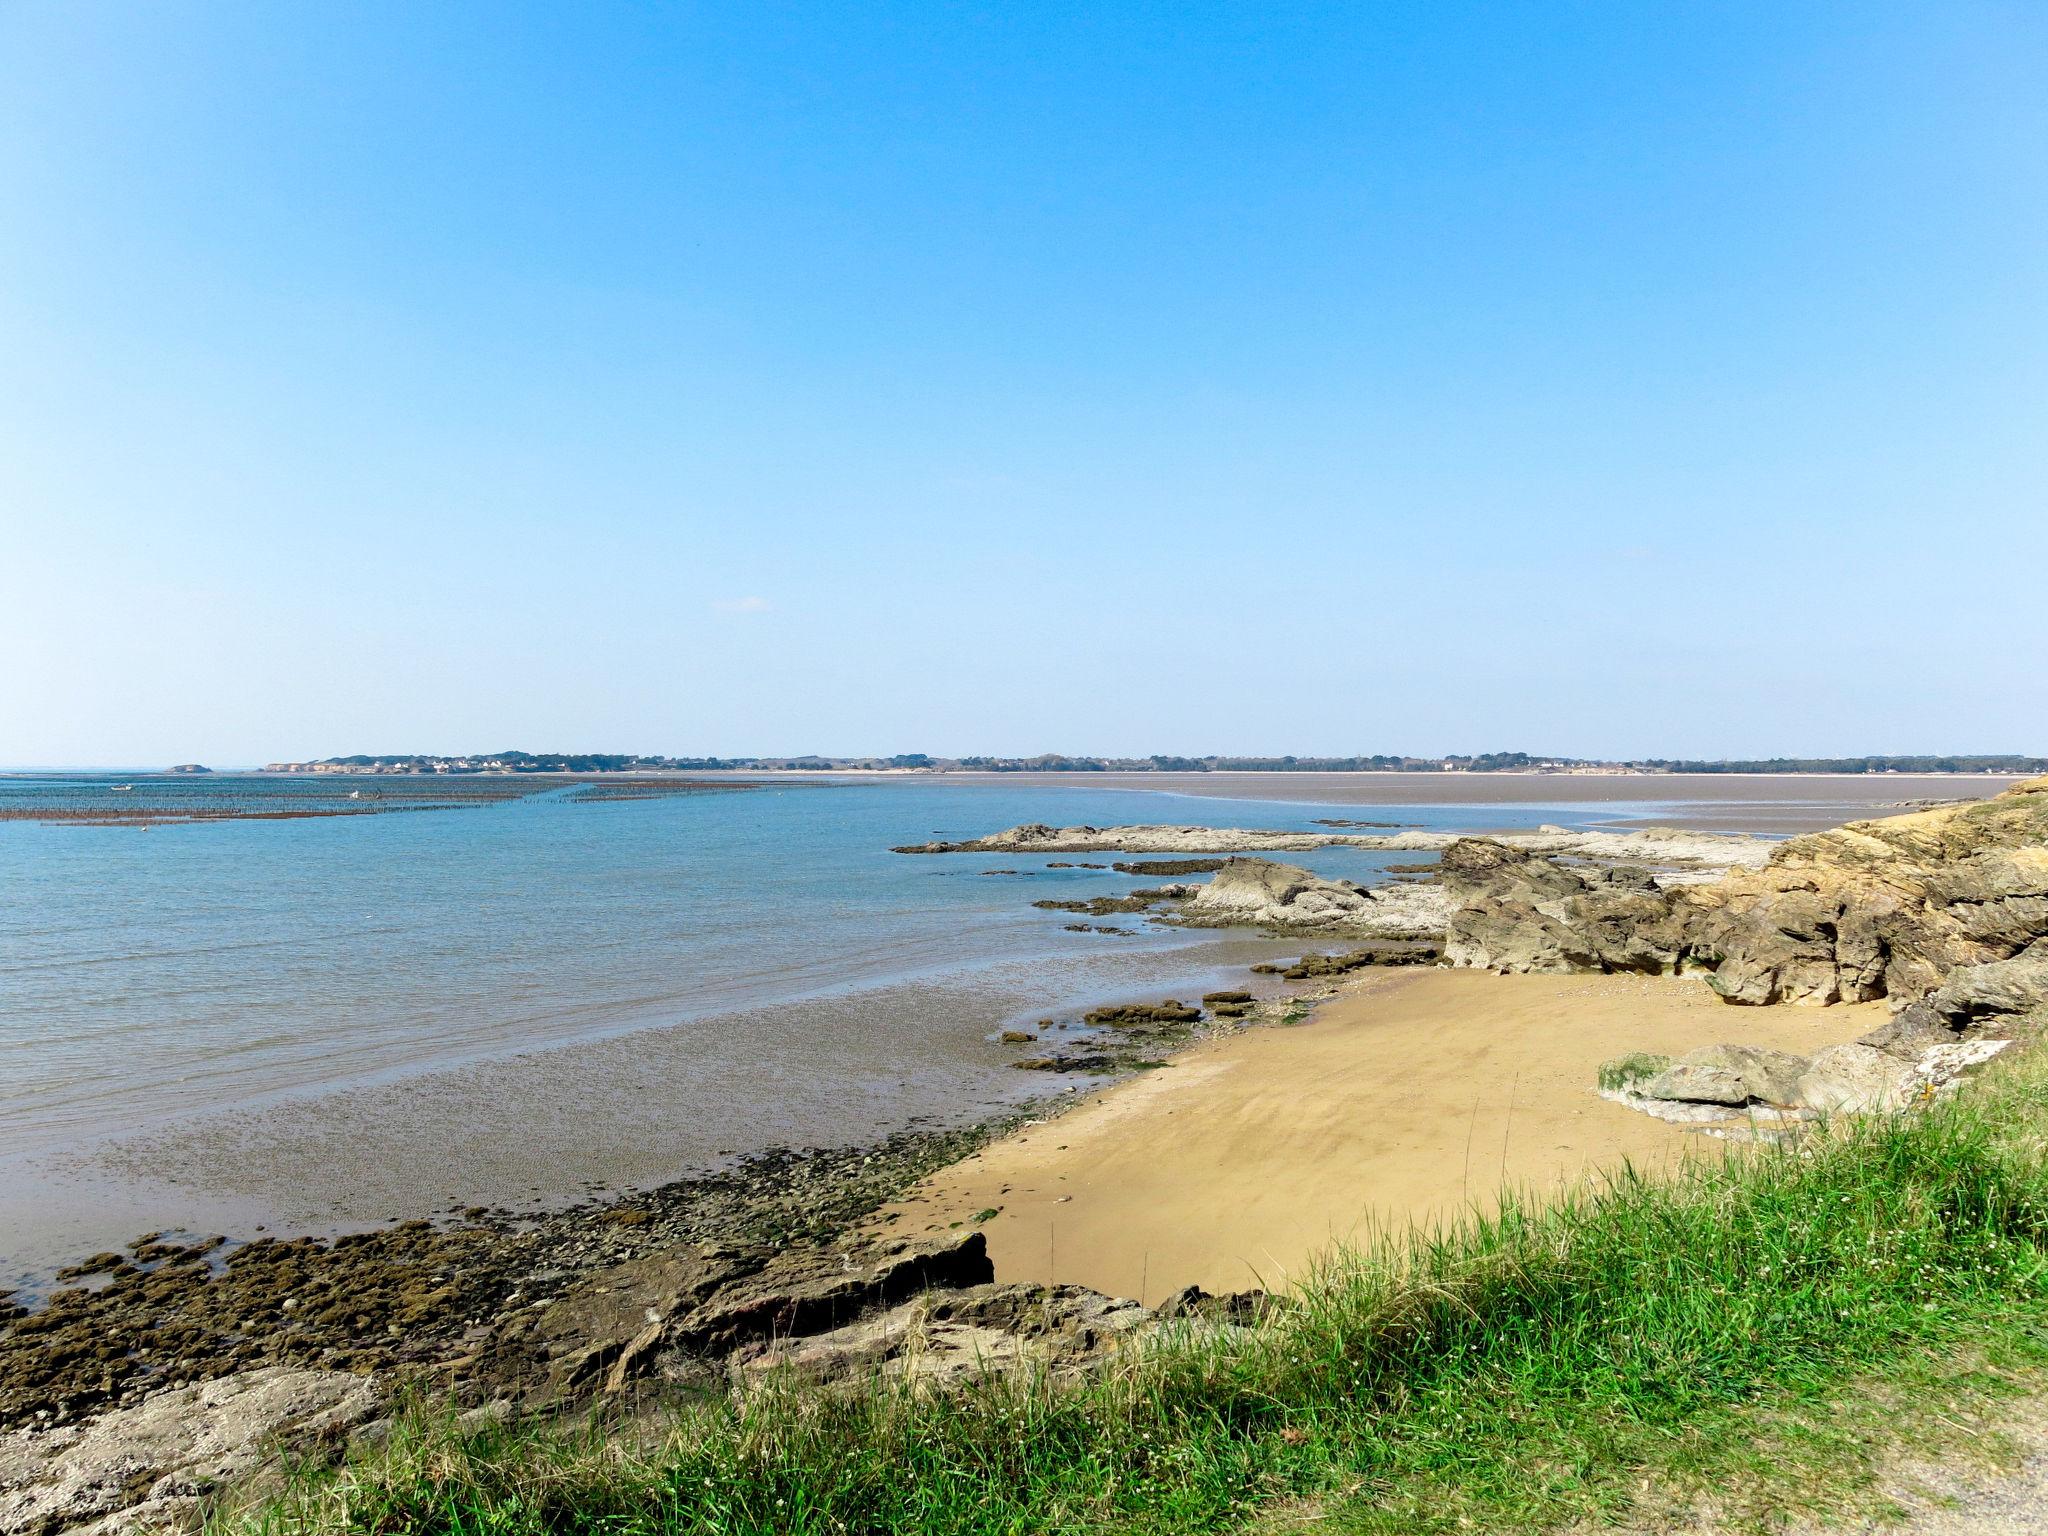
[1856,940,2048,1058]
[1796,1043,1917,1113]
[1638,1044,1808,1106]
[0,1367,376,1536]
[1922,939,2048,1024]
[673,1230,994,1357]
[1440,839,1692,976]
[1164,857,1450,938]
[1182,859,1372,929]
[1636,1063,1750,1106]
[737,1283,1155,1389]
[1857,1001,1964,1060]
[1440,777,2048,1009]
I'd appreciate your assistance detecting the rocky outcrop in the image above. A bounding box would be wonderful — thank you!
[1445,777,2048,1008]
[1173,858,1449,936]
[1612,1035,2013,1125]
[1857,940,2048,1058]
[1440,840,1694,975]
[0,1368,378,1536]
[1084,1000,1203,1027]
[1680,777,2048,1006]
[895,822,1770,867]
[736,1283,1158,1389]
[1181,859,1369,928]
[1031,889,1189,917]
[527,1231,997,1401]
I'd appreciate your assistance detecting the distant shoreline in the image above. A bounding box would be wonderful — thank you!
[11,764,2034,783]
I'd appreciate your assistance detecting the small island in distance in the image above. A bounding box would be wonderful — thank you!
[256,750,2048,776]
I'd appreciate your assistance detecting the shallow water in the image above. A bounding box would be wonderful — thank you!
[0,772,1800,1280]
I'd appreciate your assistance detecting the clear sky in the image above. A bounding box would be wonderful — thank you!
[3,2,2043,766]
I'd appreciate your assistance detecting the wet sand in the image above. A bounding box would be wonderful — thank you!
[920,771,2019,834]
[4,935,1300,1286]
[883,969,1885,1302]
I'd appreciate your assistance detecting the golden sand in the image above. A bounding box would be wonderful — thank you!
[880,969,1885,1303]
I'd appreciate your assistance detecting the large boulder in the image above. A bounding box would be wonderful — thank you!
[1920,938,2048,1023]
[1637,1044,1809,1107]
[1795,1043,1917,1113]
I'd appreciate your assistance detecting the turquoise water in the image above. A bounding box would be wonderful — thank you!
[0,773,1628,1276]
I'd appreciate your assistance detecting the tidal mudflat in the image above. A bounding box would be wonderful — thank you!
[929,769,2022,833]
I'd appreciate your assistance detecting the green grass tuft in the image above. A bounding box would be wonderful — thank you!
[225,1052,2048,1536]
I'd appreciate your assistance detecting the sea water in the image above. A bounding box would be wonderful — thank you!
[0,773,1660,1278]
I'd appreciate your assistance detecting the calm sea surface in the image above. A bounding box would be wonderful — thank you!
[0,773,1777,1279]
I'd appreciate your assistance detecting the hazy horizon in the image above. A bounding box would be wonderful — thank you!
[6,3,2044,765]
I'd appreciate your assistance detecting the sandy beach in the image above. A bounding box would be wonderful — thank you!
[884,968,1887,1302]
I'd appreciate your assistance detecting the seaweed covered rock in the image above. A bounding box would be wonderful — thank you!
[1084,1000,1202,1027]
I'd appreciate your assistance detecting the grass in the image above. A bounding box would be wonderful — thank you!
[227,1048,2048,1535]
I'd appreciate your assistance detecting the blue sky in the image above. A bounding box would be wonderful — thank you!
[3,2,2043,764]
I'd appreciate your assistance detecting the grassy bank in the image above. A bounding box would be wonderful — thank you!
[230,1051,2048,1535]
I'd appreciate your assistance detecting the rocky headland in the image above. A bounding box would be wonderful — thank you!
[1437,777,2048,1130]
[1441,777,2048,1004]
